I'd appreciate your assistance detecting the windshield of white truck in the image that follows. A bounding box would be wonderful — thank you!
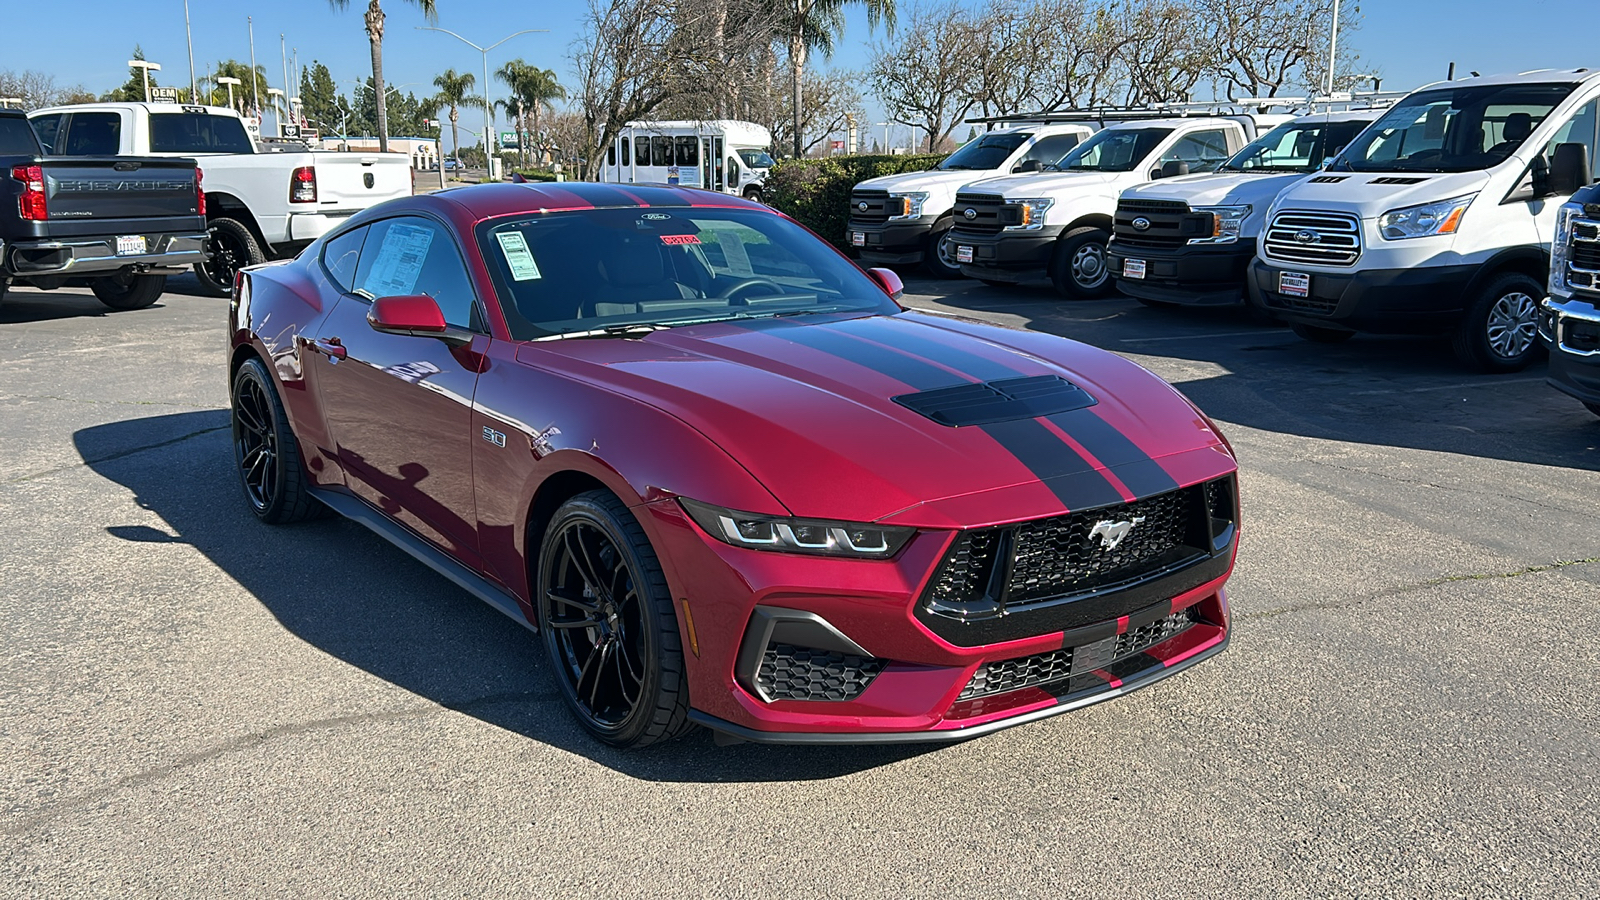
[737,148,775,169]
[1224,118,1373,172]
[149,113,254,154]
[1332,83,1577,173]
[1058,128,1173,172]
[937,132,1031,170]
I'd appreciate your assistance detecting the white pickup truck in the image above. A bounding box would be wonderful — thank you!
[30,102,413,294]
[946,114,1288,297]
[845,123,1095,277]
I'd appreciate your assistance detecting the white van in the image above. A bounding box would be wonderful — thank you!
[1249,69,1600,371]
[599,120,774,201]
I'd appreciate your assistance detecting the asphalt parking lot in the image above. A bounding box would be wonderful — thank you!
[2,272,1597,897]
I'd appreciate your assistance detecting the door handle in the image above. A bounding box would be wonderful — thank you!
[312,337,347,360]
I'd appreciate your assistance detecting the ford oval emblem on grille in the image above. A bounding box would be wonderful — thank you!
[963,208,977,220]
[1132,217,1151,231]
[858,201,869,211]
[363,172,375,189]
[1294,229,1320,244]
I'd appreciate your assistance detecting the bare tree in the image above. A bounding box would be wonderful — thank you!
[768,69,864,156]
[1032,0,1131,110]
[869,1,982,151]
[0,69,91,110]
[1114,0,1215,106]
[1296,1,1367,96]
[964,0,1062,118]
[1200,0,1362,99]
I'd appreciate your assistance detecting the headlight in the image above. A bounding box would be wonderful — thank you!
[1378,194,1476,240]
[888,191,929,220]
[1004,198,1055,231]
[678,498,915,559]
[1550,202,1581,296]
[1189,205,1251,245]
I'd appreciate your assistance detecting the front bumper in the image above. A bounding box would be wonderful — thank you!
[4,232,208,278]
[1248,259,1478,334]
[643,482,1235,744]
[1109,240,1255,306]
[1541,296,1600,404]
[949,226,1064,282]
[846,216,937,265]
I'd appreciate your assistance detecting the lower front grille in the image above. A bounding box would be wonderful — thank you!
[757,644,885,702]
[958,609,1196,701]
[1280,294,1337,315]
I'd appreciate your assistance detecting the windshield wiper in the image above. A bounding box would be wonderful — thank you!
[536,323,672,341]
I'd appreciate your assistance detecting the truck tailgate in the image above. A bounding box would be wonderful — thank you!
[43,156,200,224]
[308,154,412,210]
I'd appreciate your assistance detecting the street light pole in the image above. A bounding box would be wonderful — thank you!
[1326,0,1342,95]
[218,76,242,113]
[128,59,161,103]
[184,0,198,103]
[415,27,546,174]
[266,87,284,134]
[249,16,261,119]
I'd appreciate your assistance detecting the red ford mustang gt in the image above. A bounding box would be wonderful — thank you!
[227,182,1237,748]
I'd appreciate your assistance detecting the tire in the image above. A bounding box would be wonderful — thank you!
[0,278,9,306]
[742,188,764,204]
[1585,401,1600,419]
[194,217,266,298]
[1049,226,1115,299]
[536,490,691,749]
[90,273,166,310]
[1451,272,1545,373]
[923,224,964,279]
[1291,322,1355,343]
[231,357,326,525]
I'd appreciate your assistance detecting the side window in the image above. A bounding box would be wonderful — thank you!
[652,136,672,167]
[321,226,370,293]
[31,114,64,153]
[353,217,480,331]
[621,137,630,166]
[62,112,123,155]
[1019,133,1082,166]
[1162,130,1232,173]
[607,142,617,166]
[676,136,699,167]
[1544,99,1600,179]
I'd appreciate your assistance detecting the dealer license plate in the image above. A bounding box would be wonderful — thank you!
[1123,258,1147,280]
[116,235,148,256]
[1279,271,1310,298]
[956,245,974,264]
[851,232,865,247]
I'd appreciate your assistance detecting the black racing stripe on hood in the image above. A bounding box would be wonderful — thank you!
[772,323,966,392]
[981,419,1127,511]
[1046,409,1179,499]
[844,317,1030,383]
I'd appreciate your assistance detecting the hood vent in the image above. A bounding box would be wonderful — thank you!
[1308,175,1348,184]
[893,375,1097,427]
[1368,176,1429,185]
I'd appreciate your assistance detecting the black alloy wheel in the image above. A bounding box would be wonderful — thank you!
[537,491,690,748]
[195,218,265,298]
[231,358,324,524]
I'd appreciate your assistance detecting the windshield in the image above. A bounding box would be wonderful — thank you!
[1225,118,1374,172]
[937,132,1031,170]
[478,207,900,340]
[1058,128,1173,172]
[1333,83,1577,173]
[737,148,775,169]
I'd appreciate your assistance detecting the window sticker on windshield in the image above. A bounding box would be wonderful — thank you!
[495,230,542,281]
[660,233,701,245]
[716,231,754,276]
[364,223,434,296]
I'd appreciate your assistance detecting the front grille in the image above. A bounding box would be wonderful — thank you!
[958,609,1196,701]
[847,189,892,226]
[923,476,1235,628]
[756,644,885,701]
[950,192,1008,235]
[1113,198,1195,251]
[1282,294,1337,315]
[1262,210,1362,267]
[1568,218,1600,293]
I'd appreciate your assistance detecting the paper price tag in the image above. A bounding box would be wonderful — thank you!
[496,230,542,281]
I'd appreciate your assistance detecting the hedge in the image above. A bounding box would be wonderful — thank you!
[508,169,563,182]
[765,154,948,248]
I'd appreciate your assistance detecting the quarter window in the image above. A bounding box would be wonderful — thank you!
[321,226,370,293]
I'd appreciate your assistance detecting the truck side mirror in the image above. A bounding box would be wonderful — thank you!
[1550,142,1591,196]
[1156,160,1189,179]
[1013,159,1044,173]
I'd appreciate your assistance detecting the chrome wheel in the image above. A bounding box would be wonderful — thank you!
[233,375,278,512]
[1071,242,1108,289]
[1486,292,1538,359]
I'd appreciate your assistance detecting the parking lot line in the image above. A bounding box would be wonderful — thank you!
[1120,329,1289,343]
[1350,377,1549,396]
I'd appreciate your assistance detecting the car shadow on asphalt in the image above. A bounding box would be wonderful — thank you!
[906,278,1600,470]
[76,410,942,781]
[0,290,134,322]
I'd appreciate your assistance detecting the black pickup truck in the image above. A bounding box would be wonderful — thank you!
[0,108,207,310]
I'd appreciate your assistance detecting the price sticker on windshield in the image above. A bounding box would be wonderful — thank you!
[495,230,542,281]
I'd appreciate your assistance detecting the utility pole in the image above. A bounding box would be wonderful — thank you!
[184,0,198,103]
[280,34,289,136]
[249,17,261,121]
[1325,0,1341,95]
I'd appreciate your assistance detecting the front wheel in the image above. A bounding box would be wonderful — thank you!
[1452,272,1545,373]
[742,188,764,204]
[195,218,266,297]
[1291,322,1355,343]
[1049,227,1115,299]
[924,226,964,279]
[537,490,691,749]
[90,273,166,310]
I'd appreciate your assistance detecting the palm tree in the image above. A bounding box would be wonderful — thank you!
[432,68,477,168]
[778,0,895,158]
[497,60,565,168]
[328,0,437,153]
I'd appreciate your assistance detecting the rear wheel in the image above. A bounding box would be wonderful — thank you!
[742,187,764,204]
[1452,272,1544,372]
[1049,227,1114,299]
[90,273,166,310]
[195,217,265,297]
[231,357,325,524]
[924,224,963,279]
[537,490,691,749]
[1291,322,1355,343]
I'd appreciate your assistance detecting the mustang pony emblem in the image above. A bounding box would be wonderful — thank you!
[1088,516,1146,551]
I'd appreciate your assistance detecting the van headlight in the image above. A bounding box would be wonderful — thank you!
[679,498,915,559]
[888,192,929,220]
[1189,205,1251,245]
[1378,194,1476,240]
[1004,198,1055,231]
[1550,202,1580,297]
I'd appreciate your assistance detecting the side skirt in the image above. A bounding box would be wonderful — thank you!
[309,486,536,633]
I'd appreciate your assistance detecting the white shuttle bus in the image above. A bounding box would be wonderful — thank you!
[600,120,775,201]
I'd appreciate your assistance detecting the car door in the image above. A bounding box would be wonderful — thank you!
[308,213,491,566]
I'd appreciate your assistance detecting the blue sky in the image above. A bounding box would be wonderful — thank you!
[10,0,1598,148]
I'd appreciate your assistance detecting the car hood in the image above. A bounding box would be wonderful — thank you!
[1270,170,1493,218]
[518,312,1229,525]
[960,171,1120,197]
[1123,171,1311,208]
[855,169,988,194]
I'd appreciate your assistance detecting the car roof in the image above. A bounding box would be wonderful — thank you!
[434,181,765,221]
[1412,67,1600,92]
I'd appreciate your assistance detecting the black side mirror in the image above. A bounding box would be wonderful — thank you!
[1550,142,1591,196]
[1013,159,1044,174]
[1156,160,1189,179]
